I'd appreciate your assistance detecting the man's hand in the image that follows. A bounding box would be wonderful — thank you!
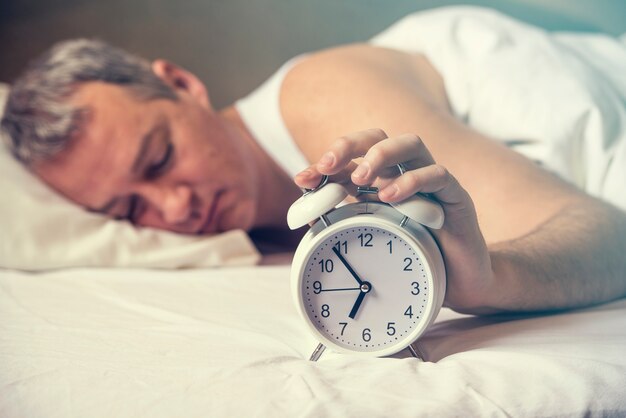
[294,128,496,314]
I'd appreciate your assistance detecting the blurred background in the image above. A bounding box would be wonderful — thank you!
[1,0,625,109]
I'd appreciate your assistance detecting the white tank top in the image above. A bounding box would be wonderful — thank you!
[235,57,310,179]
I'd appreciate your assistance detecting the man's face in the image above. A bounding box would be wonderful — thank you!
[34,81,258,234]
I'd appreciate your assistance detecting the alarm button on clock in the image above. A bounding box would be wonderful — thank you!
[287,183,349,229]
[390,194,445,229]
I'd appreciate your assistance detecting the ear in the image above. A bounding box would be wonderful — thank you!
[151,59,212,109]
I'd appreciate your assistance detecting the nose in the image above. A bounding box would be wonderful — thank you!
[143,184,193,225]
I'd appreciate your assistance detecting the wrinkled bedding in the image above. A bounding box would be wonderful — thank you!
[1,265,624,417]
[371,6,626,211]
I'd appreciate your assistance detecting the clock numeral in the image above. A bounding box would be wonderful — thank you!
[404,305,414,319]
[313,281,322,294]
[358,233,373,247]
[386,322,396,336]
[362,328,371,342]
[321,304,331,318]
[403,257,413,271]
[333,240,348,255]
[411,282,420,295]
[339,322,348,335]
[387,240,392,254]
[318,259,334,273]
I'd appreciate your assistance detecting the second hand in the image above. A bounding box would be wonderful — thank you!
[320,287,360,292]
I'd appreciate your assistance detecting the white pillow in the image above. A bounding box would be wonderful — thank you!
[0,83,260,270]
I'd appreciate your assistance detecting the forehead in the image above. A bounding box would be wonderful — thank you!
[33,82,153,207]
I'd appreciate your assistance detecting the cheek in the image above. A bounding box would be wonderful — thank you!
[178,143,246,188]
[175,134,227,177]
[172,118,256,200]
[167,149,215,190]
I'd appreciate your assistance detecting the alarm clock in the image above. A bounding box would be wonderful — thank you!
[287,172,446,360]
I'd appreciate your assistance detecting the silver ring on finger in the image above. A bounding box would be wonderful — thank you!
[303,175,329,196]
[397,162,409,176]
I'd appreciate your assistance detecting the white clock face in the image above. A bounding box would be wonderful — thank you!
[300,224,432,354]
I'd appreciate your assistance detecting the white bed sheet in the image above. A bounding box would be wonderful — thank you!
[371,7,626,211]
[1,264,625,417]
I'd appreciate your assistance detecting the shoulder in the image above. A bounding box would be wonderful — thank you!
[281,43,423,104]
[279,43,450,160]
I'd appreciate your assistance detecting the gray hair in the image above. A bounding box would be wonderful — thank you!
[0,38,177,164]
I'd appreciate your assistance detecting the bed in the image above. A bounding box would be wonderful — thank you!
[2,5,626,417]
[2,265,626,417]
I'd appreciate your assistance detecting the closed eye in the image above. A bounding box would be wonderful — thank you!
[146,142,174,179]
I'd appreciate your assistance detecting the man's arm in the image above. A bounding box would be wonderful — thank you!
[486,201,626,313]
[282,44,626,313]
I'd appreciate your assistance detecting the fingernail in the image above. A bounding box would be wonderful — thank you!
[297,169,313,178]
[379,184,399,200]
[319,152,335,167]
[352,162,370,179]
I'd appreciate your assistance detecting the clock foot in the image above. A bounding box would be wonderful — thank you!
[408,343,425,361]
[309,343,326,362]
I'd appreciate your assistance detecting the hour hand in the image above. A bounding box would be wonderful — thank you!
[348,281,372,320]
[348,291,366,319]
[332,247,363,286]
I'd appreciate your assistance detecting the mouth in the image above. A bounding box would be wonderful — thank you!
[198,190,224,234]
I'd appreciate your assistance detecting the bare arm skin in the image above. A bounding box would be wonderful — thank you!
[489,202,626,312]
[280,44,626,314]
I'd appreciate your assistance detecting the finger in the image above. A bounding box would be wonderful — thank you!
[352,133,435,185]
[294,166,324,189]
[378,164,468,206]
[295,161,360,192]
[316,128,388,175]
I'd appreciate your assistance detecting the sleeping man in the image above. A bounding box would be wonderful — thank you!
[2,7,625,315]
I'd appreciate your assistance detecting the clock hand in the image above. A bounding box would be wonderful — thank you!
[348,290,367,319]
[330,248,372,319]
[331,247,364,286]
[320,287,360,292]
[348,282,372,320]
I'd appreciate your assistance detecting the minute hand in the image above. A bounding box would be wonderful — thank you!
[331,247,364,286]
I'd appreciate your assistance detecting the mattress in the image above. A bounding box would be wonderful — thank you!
[1,264,625,417]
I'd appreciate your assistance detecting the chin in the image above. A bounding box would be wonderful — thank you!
[215,199,256,233]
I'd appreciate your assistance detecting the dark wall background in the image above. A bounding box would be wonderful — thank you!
[1,0,624,109]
